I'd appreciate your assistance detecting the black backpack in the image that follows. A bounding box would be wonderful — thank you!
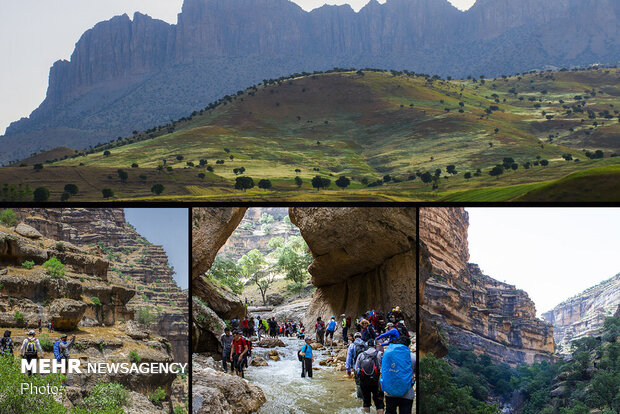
[0,337,10,353]
[353,342,367,363]
[358,350,379,381]
[298,344,310,361]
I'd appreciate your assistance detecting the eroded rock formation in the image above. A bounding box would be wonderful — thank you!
[0,219,180,411]
[420,208,555,366]
[290,207,418,330]
[12,208,188,362]
[542,273,620,354]
[191,207,247,354]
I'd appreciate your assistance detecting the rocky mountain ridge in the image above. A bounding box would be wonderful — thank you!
[2,0,619,163]
[420,208,555,366]
[12,208,188,362]
[542,272,620,354]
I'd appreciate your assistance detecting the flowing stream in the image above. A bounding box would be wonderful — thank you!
[245,337,364,414]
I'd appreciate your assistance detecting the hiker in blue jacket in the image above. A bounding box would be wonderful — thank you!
[299,337,314,378]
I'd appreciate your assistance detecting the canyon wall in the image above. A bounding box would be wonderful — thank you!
[13,208,188,362]
[218,207,298,262]
[3,0,619,163]
[191,207,247,355]
[0,220,180,411]
[420,208,555,366]
[290,207,418,332]
[542,273,620,354]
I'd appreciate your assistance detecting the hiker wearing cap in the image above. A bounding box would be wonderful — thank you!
[360,319,377,342]
[0,330,15,357]
[21,330,43,375]
[346,332,366,399]
[325,316,337,347]
[54,333,76,362]
[355,339,385,414]
[298,337,314,378]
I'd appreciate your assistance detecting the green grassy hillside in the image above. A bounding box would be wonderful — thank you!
[2,68,618,201]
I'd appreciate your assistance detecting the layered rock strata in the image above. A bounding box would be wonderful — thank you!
[420,208,555,366]
[12,208,188,362]
[542,273,620,354]
[0,221,179,412]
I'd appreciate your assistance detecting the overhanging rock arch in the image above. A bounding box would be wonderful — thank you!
[191,207,419,353]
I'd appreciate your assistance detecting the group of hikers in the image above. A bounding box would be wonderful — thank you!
[230,315,305,342]
[218,306,415,413]
[301,307,415,414]
[1,329,76,376]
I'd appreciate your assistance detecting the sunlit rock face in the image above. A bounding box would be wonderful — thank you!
[11,208,188,362]
[290,207,418,331]
[420,208,555,366]
[542,273,620,354]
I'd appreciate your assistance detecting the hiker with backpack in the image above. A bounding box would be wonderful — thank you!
[341,314,350,342]
[220,327,234,373]
[54,333,75,362]
[230,330,249,378]
[380,336,416,414]
[298,336,314,378]
[315,317,325,345]
[346,332,366,399]
[356,339,385,414]
[361,319,377,342]
[325,316,337,347]
[21,330,43,375]
[1,330,15,357]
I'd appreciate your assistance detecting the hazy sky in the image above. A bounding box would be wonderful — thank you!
[0,0,474,135]
[124,208,188,290]
[467,208,619,315]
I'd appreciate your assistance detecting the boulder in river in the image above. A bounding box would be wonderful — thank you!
[251,356,268,367]
[257,338,285,348]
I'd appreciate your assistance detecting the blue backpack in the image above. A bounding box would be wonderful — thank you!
[380,344,413,397]
[53,340,62,361]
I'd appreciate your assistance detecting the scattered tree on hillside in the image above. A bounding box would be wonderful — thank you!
[235,176,255,191]
[294,176,303,188]
[311,176,330,191]
[33,187,50,202]
[336,176,351,190]
[64,184,79,196]
[489,165,504,177]
[117,169,128,182]
[446,165,458,175]
[33,164,43,171]
[258,179,272,190]
[103,151,111,157]
[102,188,114,199]
[151,184,165,195]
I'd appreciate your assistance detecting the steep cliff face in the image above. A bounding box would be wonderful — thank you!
[0,221,179,409]
[542,273,620,354]
[3,0,618,163]
[218,207,298,262]
[12,208,188,363]
[290,207,418,331]
[420,208,555,366]
[191,208,247,354]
